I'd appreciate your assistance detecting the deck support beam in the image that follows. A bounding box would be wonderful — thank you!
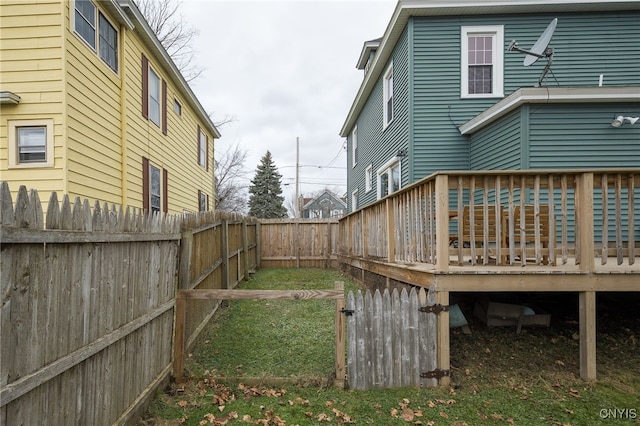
[579,291,597,380]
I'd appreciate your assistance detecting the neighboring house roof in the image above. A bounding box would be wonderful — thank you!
[117,0,221,139]
[340,0,640,137]
[302,191,347,210]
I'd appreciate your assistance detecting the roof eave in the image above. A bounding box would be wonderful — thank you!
[458,86,640,135]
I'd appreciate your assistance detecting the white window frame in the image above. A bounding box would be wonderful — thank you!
[351,125,358,167]
[199,191,209,212]
[383,62,394,128]
[198,128,207,168]
[148,65,161,127]
[8,119,54,168]
[73,0,96,50]
[98,12,118,72]
[461,25,504,98]
[72,0,119,73]
[365,164,373,192]
[376,156,401,200]
[351,188,359,212]
[149,163,161,214]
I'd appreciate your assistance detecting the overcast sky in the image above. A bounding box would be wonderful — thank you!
[179,0,396,210]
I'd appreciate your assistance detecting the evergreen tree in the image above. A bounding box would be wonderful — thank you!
[248,151,288,218]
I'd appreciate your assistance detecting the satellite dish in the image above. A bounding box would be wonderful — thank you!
[507,18,558,86]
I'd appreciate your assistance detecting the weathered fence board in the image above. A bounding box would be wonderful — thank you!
[259,219,339,268]
[0,184,179,425]
[346,287,438,390]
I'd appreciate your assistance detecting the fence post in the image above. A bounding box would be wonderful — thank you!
[334,281,346,389]
[179,229,193,289]
[435,290,450,386]
[173,292,187,383]
[256,222,262,268]
[221,219,229,289]
[242,220,249,280]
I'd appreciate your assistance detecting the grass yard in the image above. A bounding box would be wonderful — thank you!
[140,268,640,426]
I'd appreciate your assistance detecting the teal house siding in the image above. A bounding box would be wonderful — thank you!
[470,110,522,170]
[342,2,640,213]
[347,27,410,211]
[528,103,640,169]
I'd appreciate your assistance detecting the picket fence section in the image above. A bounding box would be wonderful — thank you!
[0,183,181,425]
[346,288,438,390]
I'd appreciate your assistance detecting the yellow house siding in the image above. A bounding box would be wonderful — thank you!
[122,31,216,214]
[0,0,65,200]
[64,0,123,206]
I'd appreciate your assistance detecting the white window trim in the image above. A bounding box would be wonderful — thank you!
[351,125,358,167]
[8,119,54,168]
[72,0,96,51]
[383,62,394,128]
[376,156,402,200]
[461,25,504,99]
[198,128,207,167]
[365,164,372,192]
[71,0,119,75]
[351,188,359,212]
[148,65,161,127]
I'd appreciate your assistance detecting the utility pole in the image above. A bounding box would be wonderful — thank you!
[295,137,300,218]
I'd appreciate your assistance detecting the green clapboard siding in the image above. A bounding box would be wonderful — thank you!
[529,103,640,169]
[348,27,410,210]
[470,110,522,170]
[347,9,640,211]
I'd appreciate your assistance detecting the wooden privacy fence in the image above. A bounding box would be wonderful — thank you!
[259,219,339,268]
[172,282,347,388]
[179,212,258,353]
[0,183,180,425]
[346,288,440,390]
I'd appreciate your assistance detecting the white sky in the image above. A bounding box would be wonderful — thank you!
[180,0,397,210]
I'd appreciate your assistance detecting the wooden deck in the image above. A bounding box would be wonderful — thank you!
[339,169,640,384]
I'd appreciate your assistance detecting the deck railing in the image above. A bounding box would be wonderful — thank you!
[339,170,640,271]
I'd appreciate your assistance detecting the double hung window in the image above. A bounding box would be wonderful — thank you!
[461,26,504,98]
[74,0,118,72]
[383,63,394,127]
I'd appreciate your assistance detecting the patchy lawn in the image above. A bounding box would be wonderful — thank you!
[139,269,640,425]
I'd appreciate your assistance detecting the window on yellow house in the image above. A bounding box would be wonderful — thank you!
[73,0,119,73]
[8,119,54,168]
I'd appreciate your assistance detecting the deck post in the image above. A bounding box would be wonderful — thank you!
[579,291,597,380]
[435,175,449,271]
[576,172,595,272]
[435,290,450,386]
[386,198,395,263]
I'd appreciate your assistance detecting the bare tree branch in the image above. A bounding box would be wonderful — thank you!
[136,0,204,82]
[214,144,248,213]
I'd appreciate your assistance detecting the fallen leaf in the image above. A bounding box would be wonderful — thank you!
[491,413,504,421]
[439,411,449,419]
[177,400,188,408]
[401,408,414,422]
[555,360,565,367]
[569,388,581,398]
